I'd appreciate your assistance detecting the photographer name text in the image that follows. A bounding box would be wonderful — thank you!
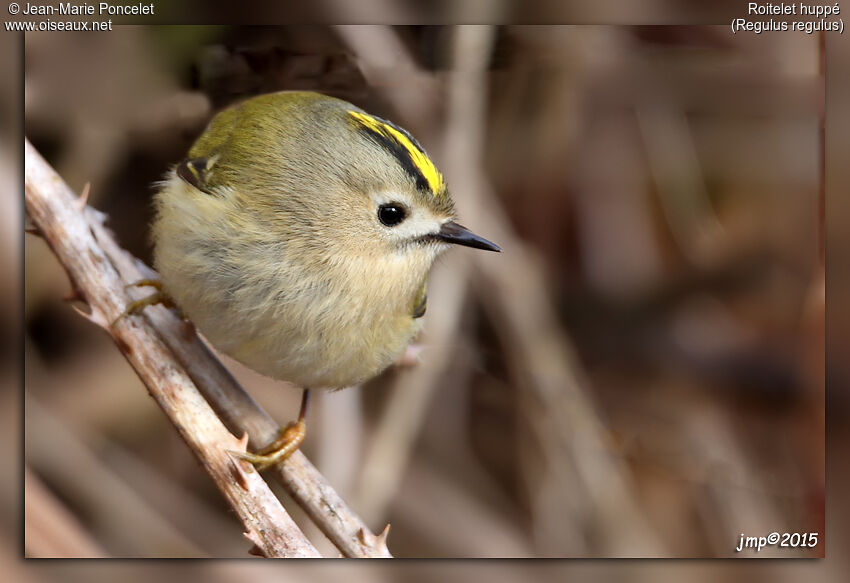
[17,2,153,15]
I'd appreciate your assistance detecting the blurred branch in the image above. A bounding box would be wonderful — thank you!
[24,466,107,558]
[685,402,787,558]
[334,25,439,136]
[26,396,204,557]
[393,457,534,558]
[447,26,664,557]
[24,139,319,559]
[337,24,664,555]
[637,100,723,265]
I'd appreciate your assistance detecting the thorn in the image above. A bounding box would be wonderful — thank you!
[355,525,392,556]
[226,433,255,483]
[243,531,265,556]
[377,523,391,549]
[71,303,109,329]
[77,182,90,211]
[24,213,40,236]
[62,288,83,303]
[247,544,264,557]
[228,450,253,489]
[227,433,254,491]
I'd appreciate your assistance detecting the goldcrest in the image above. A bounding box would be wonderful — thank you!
[150,91,499,466]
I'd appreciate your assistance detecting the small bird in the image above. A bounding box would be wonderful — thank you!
[148,91,500,468]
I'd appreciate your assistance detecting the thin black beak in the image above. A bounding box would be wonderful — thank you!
[435,221,501,252]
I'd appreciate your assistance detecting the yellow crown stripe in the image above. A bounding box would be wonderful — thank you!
[349,111,445,196]
[377,122,445,195]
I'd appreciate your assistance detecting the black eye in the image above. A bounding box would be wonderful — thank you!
[378,204,407,227]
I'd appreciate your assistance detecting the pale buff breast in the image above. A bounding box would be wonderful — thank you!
[152,176,427,389]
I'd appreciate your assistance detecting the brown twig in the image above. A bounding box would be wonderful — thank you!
[24,139,320,558]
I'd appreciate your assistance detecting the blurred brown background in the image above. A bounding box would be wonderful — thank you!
[17,23,835,565]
